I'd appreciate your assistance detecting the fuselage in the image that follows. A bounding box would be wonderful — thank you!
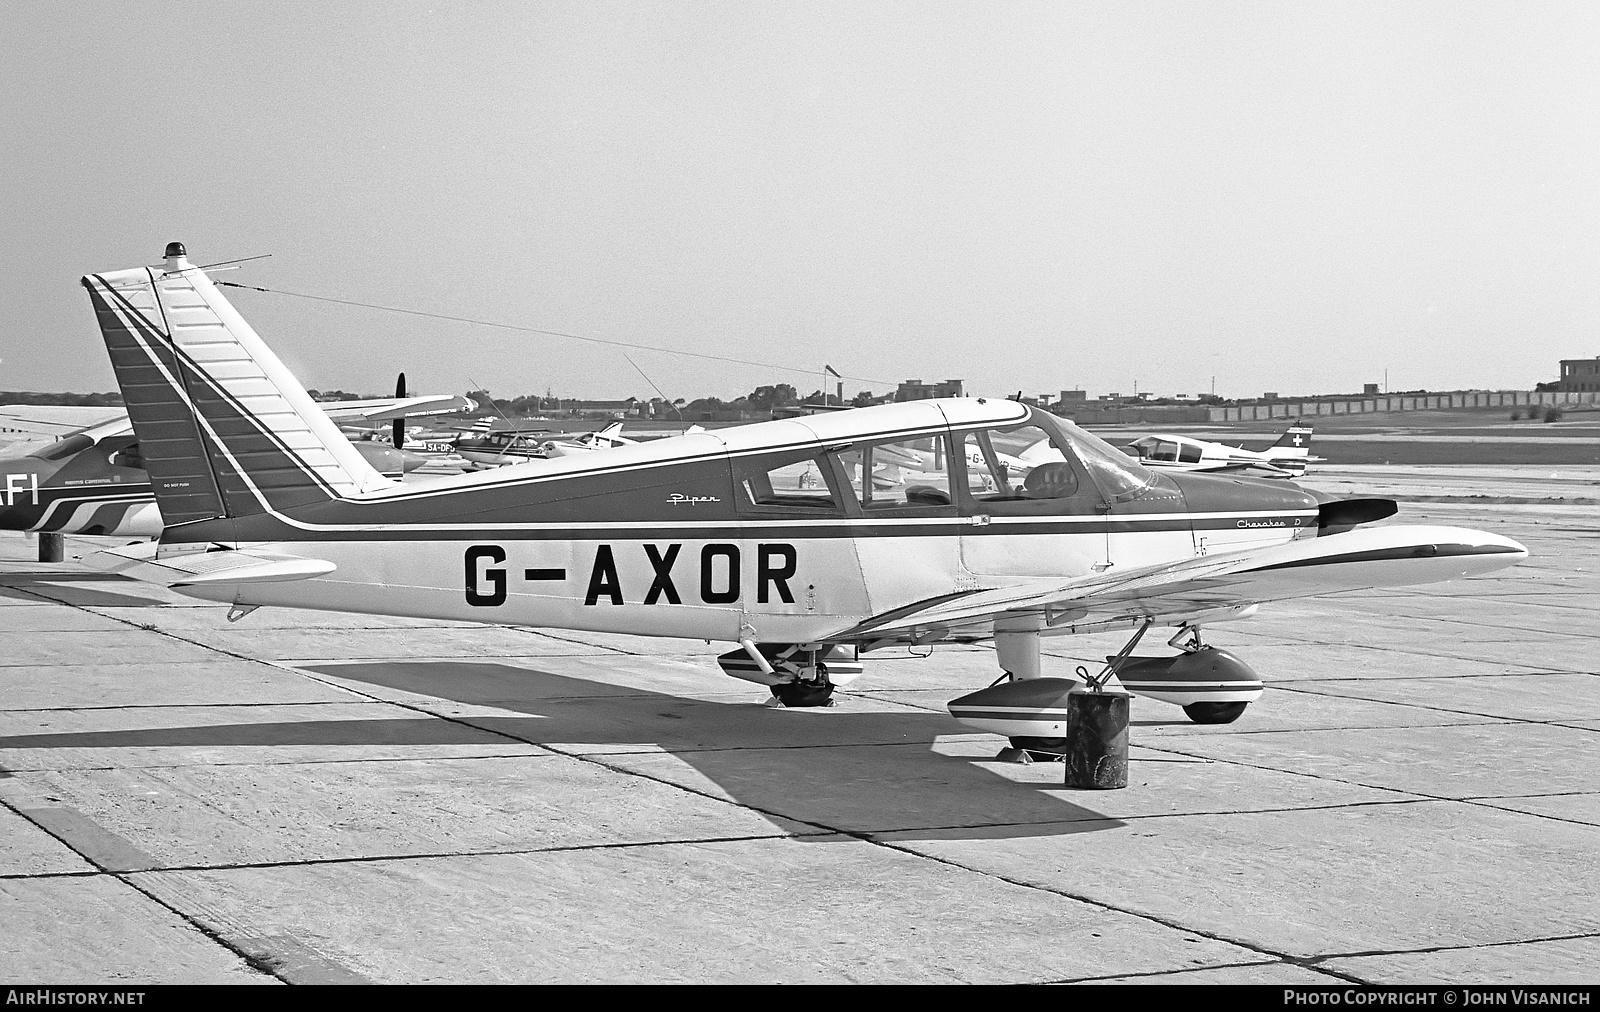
[0,432,159,537]
[159,402,1321,645]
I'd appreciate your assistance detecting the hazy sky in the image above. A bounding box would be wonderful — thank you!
[4,1,1598,402]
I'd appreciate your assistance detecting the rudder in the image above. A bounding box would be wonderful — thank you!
[82,242,389,527]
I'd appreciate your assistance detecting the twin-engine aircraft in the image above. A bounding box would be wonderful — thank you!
[1120,422,1321,479]
[77,245,1526,754]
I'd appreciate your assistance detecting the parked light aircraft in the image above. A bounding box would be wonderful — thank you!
[451,417,557,468]
[539,421,638,458]
[76,245,1526,751]
[1120,422,1321,479]
[0,382,468,555]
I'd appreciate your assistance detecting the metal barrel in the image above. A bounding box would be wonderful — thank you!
[38,533,64,563]
[1064,690,1129,789]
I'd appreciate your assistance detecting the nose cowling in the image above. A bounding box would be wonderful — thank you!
[1162,471,1320,519]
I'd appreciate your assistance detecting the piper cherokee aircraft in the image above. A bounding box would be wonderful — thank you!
[76,245,1526,754]
[1119,422,1322,479]
[0,380,466,557]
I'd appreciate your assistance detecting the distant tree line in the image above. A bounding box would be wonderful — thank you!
[0,390,124,406]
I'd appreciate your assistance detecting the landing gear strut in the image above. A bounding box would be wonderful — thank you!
[1004,618,1150,760]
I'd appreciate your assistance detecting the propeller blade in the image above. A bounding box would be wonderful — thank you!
[1318,497,1398,529]
[392,372,407,448]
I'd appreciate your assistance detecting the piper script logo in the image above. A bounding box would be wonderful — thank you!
[668,493,721,505]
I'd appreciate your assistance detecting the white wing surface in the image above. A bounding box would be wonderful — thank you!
[843,525,1526,641]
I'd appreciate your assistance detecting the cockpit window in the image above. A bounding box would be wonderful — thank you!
[839,433,956,509]
[959,426,1083,502]
[734,450,841,512]
[1029,410,1154,501]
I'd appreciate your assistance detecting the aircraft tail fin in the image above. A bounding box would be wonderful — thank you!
[81,242,391,526]
[1268,421,1314,457]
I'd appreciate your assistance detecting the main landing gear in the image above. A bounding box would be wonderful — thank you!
[770,665,835,708]
[945,618,1267,757]
[1004,618,1151,759]
[715,642,864,707]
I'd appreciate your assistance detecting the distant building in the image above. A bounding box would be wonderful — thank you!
[1558,357,1600,392]
[1263,392,1279,401]
[557,396,640,416]
[1059,389,1087,403]
[1363,383,1380,395]
[894,378,964,401]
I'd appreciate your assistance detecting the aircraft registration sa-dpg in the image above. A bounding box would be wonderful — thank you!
[78,245,1527,754]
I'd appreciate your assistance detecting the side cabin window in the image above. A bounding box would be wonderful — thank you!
[958,422,1103,515]
[839,432,958,511]
[1177,441,1203,464]
[733,450,844,513]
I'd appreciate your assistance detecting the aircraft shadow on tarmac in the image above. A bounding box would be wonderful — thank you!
[0,570,171,608]
[0,659,1124,842]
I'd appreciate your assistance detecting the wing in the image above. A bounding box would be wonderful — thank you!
[838,525,1525,643]
[1205,460,1295,478]
[0,406,129,438]
[320,393,477,423]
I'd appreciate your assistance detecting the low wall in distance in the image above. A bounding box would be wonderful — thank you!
[1209,389,1599,422]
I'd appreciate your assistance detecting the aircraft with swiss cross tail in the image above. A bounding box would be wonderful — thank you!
[76,244,1527,755]
[1118,422,1322,479]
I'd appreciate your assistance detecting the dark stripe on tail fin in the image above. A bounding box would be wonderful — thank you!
[82,249,388,528]
[86,280,229,525]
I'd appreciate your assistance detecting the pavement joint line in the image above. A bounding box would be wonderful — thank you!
[1253,638,1589,667]
[1148,718,1519,738]
[105,829,825,876]
[0,700,445,714]
[859,832,1373,985]
[1461,789,1600,801]
[1042,957,1345,985]
[513,627,643,656]
[0,789,287,983]
[195,652,878,843]
[1303,928,1600,964]
[857,797,1441,837]
[1272,683,1600,728]
[1133,740,1600,827]
[0,751,557,774]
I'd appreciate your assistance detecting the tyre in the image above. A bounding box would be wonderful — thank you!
[1182,701,1248,724]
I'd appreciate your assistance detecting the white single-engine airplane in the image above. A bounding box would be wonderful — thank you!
[1121,422,1321,479]
[77,245,1526,755]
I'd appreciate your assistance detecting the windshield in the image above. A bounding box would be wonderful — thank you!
[1030,409,1154,501]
